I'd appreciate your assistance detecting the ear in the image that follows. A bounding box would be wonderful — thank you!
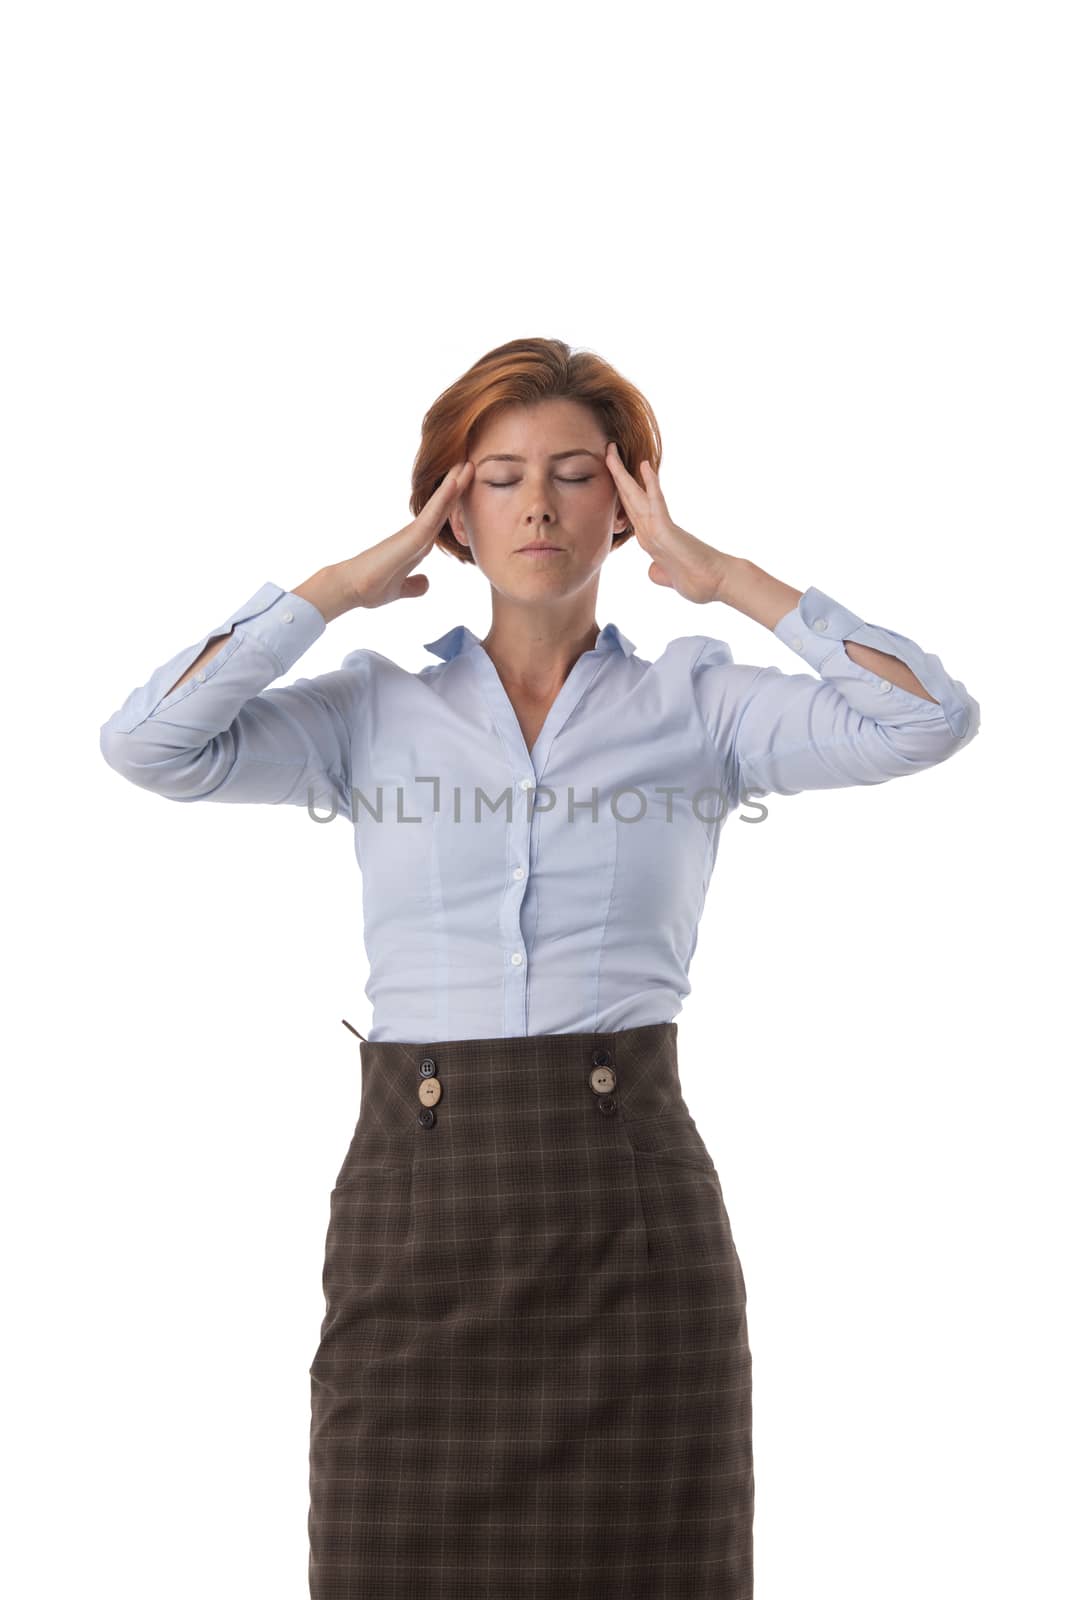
[445,479,469,546]
[449,508,470,549]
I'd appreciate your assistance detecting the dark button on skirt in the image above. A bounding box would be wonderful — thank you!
[308,1020,754,1597]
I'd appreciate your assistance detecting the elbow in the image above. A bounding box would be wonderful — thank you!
[876,696,980,773]
[99,721,164,793]
[945,691,981,750]
[935,678,981,746]
[99,718,138,782]
[99,718,214,799]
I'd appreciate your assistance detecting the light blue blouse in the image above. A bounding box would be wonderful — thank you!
[100,581,979,1042]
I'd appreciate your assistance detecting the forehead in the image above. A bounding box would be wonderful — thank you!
[473,397,603,453]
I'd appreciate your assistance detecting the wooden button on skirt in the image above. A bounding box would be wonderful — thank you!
[308,1020,754,1597]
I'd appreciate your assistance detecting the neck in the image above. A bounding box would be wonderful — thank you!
[481,613,601,696]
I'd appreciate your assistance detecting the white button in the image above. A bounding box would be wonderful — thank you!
[281,610,293,623]
[510,952,524,965]
[879,678,893,693]
[791,636,805,652]
[519,777,534,790]
[513,867,525,879]
[194,671,205,683]
[813,617,828,632]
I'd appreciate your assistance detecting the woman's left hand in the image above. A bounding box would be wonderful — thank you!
[604,442,732,605]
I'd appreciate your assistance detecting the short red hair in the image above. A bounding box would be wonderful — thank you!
[411,337,663,565]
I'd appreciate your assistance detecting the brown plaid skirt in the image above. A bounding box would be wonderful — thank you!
[308,1020,754,1597]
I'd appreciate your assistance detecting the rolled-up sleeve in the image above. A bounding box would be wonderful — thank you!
[99,582,363,815]
[693,585,980,803]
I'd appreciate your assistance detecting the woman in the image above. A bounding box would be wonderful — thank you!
[100,337,980,1598]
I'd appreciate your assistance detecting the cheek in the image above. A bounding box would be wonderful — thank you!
[464,488,502,527]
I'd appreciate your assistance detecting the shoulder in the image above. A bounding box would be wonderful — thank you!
[339,645,388,675]
[667,633,773,726]
[628,635,763,718]
[650,633,736,672]
[338,646,446,686]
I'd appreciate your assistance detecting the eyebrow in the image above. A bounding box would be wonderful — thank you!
[474,449,601,467]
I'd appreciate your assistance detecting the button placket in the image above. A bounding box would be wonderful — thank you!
[501,777,536,1030]
[468,643,612,1038]
[589,1048,618,1115]
[417,1056,440,1128]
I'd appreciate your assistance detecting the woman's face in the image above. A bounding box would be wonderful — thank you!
[449,398,630,603]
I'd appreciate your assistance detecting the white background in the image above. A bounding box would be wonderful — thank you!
[4,2,1062,1596]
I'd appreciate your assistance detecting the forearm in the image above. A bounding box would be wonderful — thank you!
[292,562,361,625]
[160,564,357,700]
[714,556,936,704]
[161,628,235,697]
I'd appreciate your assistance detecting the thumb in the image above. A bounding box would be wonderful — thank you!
[399,574,430,598]
[647,562,673,587]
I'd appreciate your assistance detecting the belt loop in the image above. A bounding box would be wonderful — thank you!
[341,1018,368,1042]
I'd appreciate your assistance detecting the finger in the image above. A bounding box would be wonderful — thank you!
[605,445,647,517]
[640,460,669,508]
[605,441,640,488]
[413,462,472,541]
[431,460,472,501]
[420,462,469,518]
[399,574,431,598]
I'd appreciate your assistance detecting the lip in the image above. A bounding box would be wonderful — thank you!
[516,545,564,556]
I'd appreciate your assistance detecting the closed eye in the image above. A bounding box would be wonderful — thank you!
[486,476,593,487]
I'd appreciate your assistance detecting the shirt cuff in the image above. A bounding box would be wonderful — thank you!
[228,582,327,673]
[102,582,328,738]
[772,585,974,740]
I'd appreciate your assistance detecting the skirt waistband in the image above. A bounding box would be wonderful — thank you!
[344,1021,687,1144]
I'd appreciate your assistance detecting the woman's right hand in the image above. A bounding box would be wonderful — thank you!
[341,459,475,614]
[292,460,473,624]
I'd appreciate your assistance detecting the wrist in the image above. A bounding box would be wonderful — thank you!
[292,564,360,625]
[711,557,806,631]
[705,553,747,607]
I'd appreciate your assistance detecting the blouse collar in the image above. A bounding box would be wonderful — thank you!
[423,620,636,662]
